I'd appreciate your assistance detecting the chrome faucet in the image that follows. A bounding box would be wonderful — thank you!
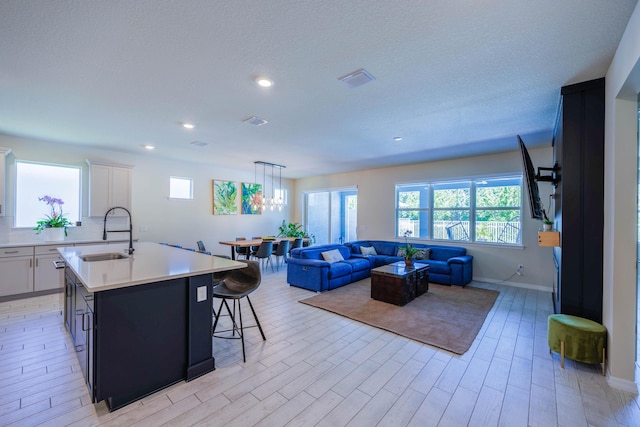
[103,206,135,254]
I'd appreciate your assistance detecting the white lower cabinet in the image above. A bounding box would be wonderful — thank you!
[34,245,72,291]
[0,247,34,297]
[0,242,110,298]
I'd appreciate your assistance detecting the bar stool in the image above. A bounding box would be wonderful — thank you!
[212,260,265,362]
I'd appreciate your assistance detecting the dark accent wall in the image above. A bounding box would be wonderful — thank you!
[552,77,605,323]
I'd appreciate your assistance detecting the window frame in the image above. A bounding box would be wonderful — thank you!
[395,174,522,246]
[396,184,430,239]
[14,160,82,228]
[169,176,193,200]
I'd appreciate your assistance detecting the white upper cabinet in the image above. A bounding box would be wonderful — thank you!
[0,147,11,217]
[87,161,133,217]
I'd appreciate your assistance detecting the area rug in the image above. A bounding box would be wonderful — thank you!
[299,279,499,354]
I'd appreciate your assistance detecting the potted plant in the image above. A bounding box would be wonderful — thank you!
[542,209,553,231]
[401,230,419,267]
[34,195,72,241]
[277,220,315,244]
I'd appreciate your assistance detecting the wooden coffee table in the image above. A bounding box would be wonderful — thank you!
[370,261,430,306]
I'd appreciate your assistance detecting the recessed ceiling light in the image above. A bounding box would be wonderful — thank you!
[393,137,403,142]
[256,77,273,88]
[182,123,195,129]
[143,144,156,150]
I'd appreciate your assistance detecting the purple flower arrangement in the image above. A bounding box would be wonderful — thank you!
[34,195,72,235]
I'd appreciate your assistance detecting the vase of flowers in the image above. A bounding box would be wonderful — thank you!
[34,195,72,241]
[401,230,419,267]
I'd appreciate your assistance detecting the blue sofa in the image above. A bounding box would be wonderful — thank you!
[286,244,372,292]
[346,240,473,287]
[286,240,473,292]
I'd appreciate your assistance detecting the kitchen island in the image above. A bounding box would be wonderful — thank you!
[59,242,245,411]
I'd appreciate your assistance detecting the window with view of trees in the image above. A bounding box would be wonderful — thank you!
[396,175,522,245]
[433,182,470,241]
[475,177,521,243]
[396,185,428,238]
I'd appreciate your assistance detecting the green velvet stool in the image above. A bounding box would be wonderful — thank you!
[548,314,607,375]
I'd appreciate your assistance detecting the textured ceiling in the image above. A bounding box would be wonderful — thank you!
[0,0,637,178]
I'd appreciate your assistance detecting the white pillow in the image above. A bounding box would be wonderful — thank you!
[415,248,431,260]
[321,249,344,263]
[360,246,377,256]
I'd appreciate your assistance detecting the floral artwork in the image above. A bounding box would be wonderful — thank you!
[213,180,238,215]
[241,183,262,215]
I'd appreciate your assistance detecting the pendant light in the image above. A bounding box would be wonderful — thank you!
[252,162,261,211]
[277,166,283,211]
[253,161,286,212]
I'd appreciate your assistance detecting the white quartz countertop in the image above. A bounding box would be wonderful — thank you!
[59,242,246,292]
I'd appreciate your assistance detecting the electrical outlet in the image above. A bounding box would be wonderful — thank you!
[516,264,524,276]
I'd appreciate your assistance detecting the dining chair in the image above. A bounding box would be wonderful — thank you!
[235,237,250,260]
[212,260,265,362]
[249,236,261,259]
[290,237,303,254]
[253,241,273,272]
[272,239,290,271]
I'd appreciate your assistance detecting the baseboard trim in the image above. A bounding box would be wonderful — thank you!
[607,375,639,394]
[0,288,63,303]
[473,277,552,293]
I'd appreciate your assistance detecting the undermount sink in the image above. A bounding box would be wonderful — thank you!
[80,253,129,262]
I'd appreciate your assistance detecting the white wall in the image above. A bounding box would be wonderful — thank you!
[295,146,556,290]
[603,1,640,391]
[0,134,294,257]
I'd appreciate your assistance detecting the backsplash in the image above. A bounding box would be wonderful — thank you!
[0,215,134,245]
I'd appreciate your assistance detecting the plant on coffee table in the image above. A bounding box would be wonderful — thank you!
[401,230,419,266]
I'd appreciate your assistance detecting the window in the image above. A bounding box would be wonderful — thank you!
[15,161,81,228]
[169,176,193,199]
[305,189,357,245]
[433,181,470,241]
[475,177,521,243]
[396,184,429,238]
[395,175,522,245]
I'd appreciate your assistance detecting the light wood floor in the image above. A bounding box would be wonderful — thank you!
[1,269,639,427]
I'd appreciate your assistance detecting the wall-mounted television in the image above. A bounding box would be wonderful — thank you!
[518,135,544,219]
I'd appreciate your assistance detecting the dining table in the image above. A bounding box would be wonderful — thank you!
[218,237,307,260]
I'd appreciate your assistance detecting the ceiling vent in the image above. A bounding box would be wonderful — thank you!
[190,140,208,147]
[338,68,375,89]
[243,116,269,126]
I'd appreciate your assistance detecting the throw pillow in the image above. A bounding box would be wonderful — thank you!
[415,248,431,260]
[360,246,377,256]
[397,246,406,257]
[321,249,344,263]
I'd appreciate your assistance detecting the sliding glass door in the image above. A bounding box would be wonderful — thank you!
[305,189,357,245]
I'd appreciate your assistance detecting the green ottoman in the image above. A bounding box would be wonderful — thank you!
[548,314,607,375]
